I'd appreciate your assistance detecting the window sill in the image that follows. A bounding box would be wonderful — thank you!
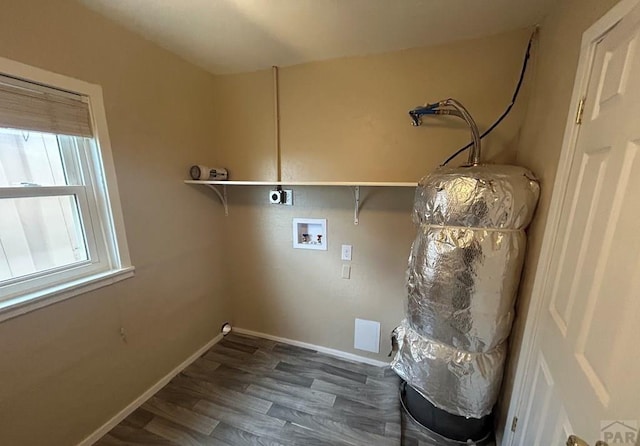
[0,267,135,323]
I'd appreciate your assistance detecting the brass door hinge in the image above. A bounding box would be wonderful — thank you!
[576,97,586,124]
[511,416,518,432]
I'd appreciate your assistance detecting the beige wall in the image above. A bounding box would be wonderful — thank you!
[216,29,536,363]
[0,1,230,445]
[216,30,533,182]
[223,186,416,360]
[496,0,621,439]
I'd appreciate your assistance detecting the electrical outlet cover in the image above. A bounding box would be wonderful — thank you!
[284,189,293,206]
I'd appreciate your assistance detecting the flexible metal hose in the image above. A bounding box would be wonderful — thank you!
[408,28,537,166]
[440,99,481,165]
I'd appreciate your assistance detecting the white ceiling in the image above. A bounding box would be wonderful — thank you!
[79,0,557,75]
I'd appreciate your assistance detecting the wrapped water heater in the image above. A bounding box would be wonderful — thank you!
[391,99,539,444]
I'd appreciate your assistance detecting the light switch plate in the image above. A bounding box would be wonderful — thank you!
[341,264,351,279]
[341,244,352,261]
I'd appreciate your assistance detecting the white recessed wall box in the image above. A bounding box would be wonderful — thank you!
[292,218,327,250]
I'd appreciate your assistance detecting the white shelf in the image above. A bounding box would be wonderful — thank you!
[184,180,417,187]
[184,179,417,224]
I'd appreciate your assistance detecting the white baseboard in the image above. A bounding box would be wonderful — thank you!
[77,333,224,446]
[233,327,390,368]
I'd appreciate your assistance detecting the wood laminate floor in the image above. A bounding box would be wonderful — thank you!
[95,333,466,446]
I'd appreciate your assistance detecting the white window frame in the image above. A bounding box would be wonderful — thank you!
[0,57,133,322]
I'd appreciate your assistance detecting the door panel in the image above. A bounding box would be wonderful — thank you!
[519,353,555,445]
[513,3,640,444]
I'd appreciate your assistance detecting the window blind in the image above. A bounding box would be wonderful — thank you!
[0,75,93,138]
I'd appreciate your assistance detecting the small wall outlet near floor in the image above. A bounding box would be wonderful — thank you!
[354,318,381,353]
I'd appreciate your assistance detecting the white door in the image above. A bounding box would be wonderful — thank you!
[509,2,640,446]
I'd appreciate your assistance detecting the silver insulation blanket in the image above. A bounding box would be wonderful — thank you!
[392,164,539,419]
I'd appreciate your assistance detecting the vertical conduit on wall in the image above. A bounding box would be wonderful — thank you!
[272,66,282,182]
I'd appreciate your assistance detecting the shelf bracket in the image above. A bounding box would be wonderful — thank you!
[353,186,360,225]
[206,184,228,216]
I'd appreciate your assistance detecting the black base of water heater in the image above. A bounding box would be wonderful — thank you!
[401,381,493,444]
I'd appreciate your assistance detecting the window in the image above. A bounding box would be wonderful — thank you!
[0,57,133,319]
